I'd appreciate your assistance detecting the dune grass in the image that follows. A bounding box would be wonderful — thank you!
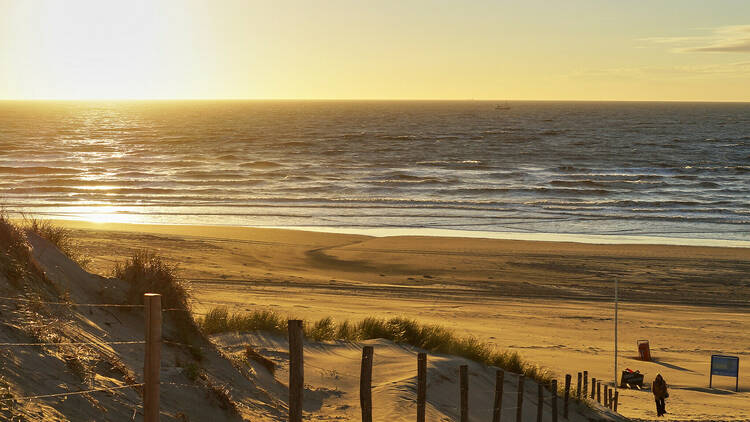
[113,250,190,310]
[113,250,204,360]
[199,307,553,384]
[0,211,30,282]
[24,217,91,269]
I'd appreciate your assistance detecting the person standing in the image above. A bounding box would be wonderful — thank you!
[652,374,669,416]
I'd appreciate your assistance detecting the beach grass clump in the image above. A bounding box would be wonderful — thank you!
[113,250,206,359]
[198,307,553,384]
[24,218,91,268]
[0,211,31,282]
[307,316,337,341]
[112,250,189,310]
[201,307,287,335]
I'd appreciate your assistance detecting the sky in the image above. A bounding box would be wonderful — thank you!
[1,0,749,101]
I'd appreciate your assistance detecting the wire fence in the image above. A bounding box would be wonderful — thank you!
[0,294,148,414]
[0,384,144,403]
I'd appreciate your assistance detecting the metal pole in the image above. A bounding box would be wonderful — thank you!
[614,278,618,392]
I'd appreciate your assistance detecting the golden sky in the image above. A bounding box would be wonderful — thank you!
[1,0,749,101]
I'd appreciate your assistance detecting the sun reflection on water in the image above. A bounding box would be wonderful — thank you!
[51,205,142,225]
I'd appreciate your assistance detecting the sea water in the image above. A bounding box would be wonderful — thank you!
[1,100,748,243]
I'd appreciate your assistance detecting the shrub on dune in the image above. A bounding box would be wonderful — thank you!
[113,250,189,310]
[0,211,30,281]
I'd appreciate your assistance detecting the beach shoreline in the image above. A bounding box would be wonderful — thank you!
[31,217,750,249]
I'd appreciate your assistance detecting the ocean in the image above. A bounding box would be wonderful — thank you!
[1,100,749,243]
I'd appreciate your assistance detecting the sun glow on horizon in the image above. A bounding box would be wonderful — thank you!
[2,0,204,100]
[2,0,750,101]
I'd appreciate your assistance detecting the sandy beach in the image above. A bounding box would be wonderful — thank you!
[47,220,750,421]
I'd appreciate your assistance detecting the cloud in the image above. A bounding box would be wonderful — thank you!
[570,62,750,80]
[684,41,750,53]
[645,25,750,53]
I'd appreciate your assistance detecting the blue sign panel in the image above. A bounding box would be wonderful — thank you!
[711,355,739,377]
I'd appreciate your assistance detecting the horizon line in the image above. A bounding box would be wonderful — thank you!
[2,98,750,103]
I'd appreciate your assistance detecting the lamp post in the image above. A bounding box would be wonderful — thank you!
[614,279,618,393]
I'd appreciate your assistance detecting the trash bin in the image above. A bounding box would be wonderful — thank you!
[638,339,651,361]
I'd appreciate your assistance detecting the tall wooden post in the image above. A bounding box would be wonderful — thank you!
[603,385,608,407]
[144,293,161,422]
[564,374,571,419]
[596,381,601,404]
[360,346,374,422]
[417,353,427,422]
[583,371,588,399]
[613,391,619,412]
[590,378,596,400]
[460,365,469,422]
[550,380,558,422]
[537,382,543,422]
[576,372,582,399]
[608,388,613,410]
[516,375,524,422]
[288,320,304,422]
[492,370,504,422]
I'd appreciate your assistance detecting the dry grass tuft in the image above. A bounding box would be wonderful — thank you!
[201,307,286,335]
[205,381,238,414]
[24,218,91,269]
[113,250,189,310]
[0,211,31,283]
[113,250,205,362]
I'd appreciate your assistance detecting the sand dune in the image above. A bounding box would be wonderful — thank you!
[0,226,628,420]
[214,333,625,422]
[45,221,750,420]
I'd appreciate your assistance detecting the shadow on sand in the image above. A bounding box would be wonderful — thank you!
[650,359,695,373]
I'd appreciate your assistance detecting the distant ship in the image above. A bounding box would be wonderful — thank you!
[494,102,511,110]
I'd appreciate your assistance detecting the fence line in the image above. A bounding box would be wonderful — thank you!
[0,296,193,313]
[0,340,144,347]
[0,296,144,308]
[0,383,144,403]
[1,291,625,420]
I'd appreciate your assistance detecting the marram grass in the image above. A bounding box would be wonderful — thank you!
[199,307,553,385]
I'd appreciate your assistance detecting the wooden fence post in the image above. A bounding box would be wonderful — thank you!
[596,381,601,404]
[492,370,504,422]
[417,353,426,422]
[576,372,582,399]
[537,382,543,422]
[583,371,588,399]
[288,320,304,422]
[603,385,608,407]
[590,378,596,400]
[564,374,571,419]
[144,293,161,422]
[613,391,619,412]
[608,388,613,410]
[516,375,524,422]
[360,346,374,422]
[460,365,469,422]
[550,380,558,422]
